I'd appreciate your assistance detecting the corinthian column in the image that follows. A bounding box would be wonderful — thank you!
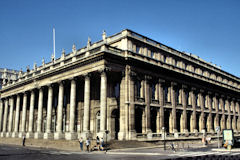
[100,70,107,133]
[128,70,136,140]
[81,74,91,140]
[26,90,35,138]
[159,79,165,133]
[0,100,3,132]
[65,78,77,140]
[191,88,197,134]
[35,87,43,139]
[199,90,205,133]
[7,97,14,137]
[118,72,126,140]
[171,82,177,135]
[12,95,20,137]
[44,84,53,139]
[54,81,64,139]
[19,92,27,138]
[1,98,9,137]
[181,86,188,135]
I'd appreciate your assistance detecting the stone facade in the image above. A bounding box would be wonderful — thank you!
[0,29,239,141]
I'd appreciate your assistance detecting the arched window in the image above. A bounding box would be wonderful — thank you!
[96,111,101,133]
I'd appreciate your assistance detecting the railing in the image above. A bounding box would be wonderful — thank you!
[151,99,159,104]
[152,133,162,138]
[136,133,147,138]
[136,97,145,103]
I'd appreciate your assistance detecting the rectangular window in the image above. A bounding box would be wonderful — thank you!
[151,84,156,100]
[136,46,140,54]
[151,51,154,58]
[185,92,189,105]
[164,86,168,103]
[195,94,198,106]
[135,80,141,98]
[176,89,180,104]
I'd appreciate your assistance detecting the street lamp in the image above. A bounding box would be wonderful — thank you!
[162,127,166,150]
[105,130,109,153]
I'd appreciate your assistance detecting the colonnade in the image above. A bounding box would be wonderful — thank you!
[0,70,108,140]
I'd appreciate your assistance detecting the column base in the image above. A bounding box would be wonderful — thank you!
[173,129,179,138]
[54,132,65,140]
[233,129,238,134]
[1,132,6,137]
[193,129,198,136]
[183,129,189,136]
[210,129,215,135]
[12,132,19,138]
[34,132,43,139]
[6,132,12,137]
[117,131,126,140]
[128,130,137,140]
[201,129,206,136]
[65,132,77,140]
[43,132,53,139]
[18,132,25,138]
[147,132,153,139]
[26,132,34,138]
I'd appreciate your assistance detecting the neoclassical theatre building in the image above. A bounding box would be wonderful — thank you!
[0,29,240,141]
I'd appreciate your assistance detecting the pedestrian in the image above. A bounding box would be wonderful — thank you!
[22,135,26,147]
[170,143,176,152]
[100,137,104,151]
[78,137,83,151]
[86,138,91,152]
[96,136,100,150]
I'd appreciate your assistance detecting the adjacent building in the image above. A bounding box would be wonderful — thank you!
[0,68,18,90]
[0,29,239,141]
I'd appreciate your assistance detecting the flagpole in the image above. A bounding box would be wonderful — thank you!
[53,27,55,59]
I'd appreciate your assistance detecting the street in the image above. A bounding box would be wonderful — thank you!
[1,143,240,160]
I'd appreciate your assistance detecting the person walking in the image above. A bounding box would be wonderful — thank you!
[86,138,91,152]
[96,136,100,150]
[22,135,26,147]
[78,137,83,151]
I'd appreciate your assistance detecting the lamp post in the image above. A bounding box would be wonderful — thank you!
[162,127,166,150]
[105,130,109,153]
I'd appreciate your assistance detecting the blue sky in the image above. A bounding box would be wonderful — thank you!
[0,0,239,77]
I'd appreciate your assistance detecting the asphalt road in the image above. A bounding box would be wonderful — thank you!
[0,143,240,160]
[0,144,166,160]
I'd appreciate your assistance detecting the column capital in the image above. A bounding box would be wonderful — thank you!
[214,93,219,97]
[191,87,196,91]
[207,91,212,95]
[47,83,55,88]
[129,71,137,78]
[37,86,45,90]
[171,82,177,87]
[83,72,92,78]
[145,75,152,80]
[182,84,188,89]
[69,76,78,81]
[158,78,165,83]
[98,67,111,74]
[200,89,204,93]
[58,80,66,86]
